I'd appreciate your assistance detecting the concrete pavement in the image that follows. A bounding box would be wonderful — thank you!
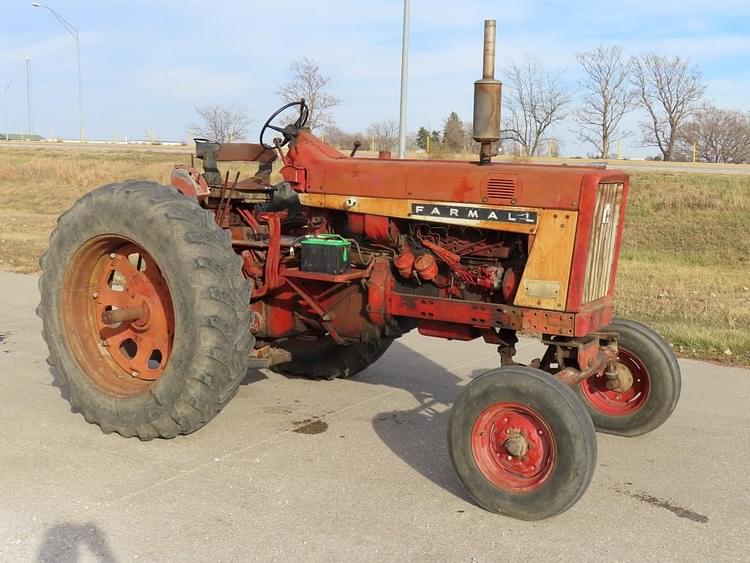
[1,270,748,562]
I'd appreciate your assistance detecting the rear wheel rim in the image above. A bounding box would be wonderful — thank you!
[580,348,650,416]
[61,236,175,398]
[471,402,557,493]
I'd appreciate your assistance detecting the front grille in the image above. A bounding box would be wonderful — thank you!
[582,183,624,304]
[485,176,516,204]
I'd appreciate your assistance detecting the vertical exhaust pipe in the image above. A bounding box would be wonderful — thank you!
[473,20,502,164]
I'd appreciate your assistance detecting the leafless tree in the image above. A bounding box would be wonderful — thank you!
[574,45,633,158]
[321,125,364,150]
[367,120,399,152]
[502,55,571,156]
[631,53,706,161]
[277,58,340,131]
[677,105,750,163]
[190,104,251,143]
[462,122,480,153]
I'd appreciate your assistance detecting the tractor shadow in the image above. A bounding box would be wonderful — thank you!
[362,340,492,503]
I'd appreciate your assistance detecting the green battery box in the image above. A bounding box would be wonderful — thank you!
[300,235,351,275]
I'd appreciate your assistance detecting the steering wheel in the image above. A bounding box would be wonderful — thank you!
[259,100,309,149]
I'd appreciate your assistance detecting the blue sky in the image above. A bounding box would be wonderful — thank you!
[1,0,749,156]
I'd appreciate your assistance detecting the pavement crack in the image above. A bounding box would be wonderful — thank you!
[88,388,401,514]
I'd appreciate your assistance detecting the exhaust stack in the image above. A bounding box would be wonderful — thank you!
[472,20,502,164]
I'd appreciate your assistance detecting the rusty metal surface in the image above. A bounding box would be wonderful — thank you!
[387,292,577,336]
[216,143,277,162]
[61,238,174,396]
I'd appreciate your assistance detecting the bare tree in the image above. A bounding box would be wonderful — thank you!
[190,104,251,143]
[277,58,340,131]
[677,105,750,163]
[502,55,571,156]
[631,53,706,161]
[367,120,399,152]
[321,124,364,150]
[462,121,479,153]
[575,45,633,158]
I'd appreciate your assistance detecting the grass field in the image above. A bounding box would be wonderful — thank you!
[1,146,747,365]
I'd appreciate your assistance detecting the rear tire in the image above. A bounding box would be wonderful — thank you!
[577,318,681,437]
[38,181,253,439]
[449,366,597,520]
[270,335,393,380]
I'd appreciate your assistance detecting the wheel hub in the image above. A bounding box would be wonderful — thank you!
[503,431,529,457]
[605,362,634,392]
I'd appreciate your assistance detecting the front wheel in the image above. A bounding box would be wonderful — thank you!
[449,366,597,520]
[577,318,681,437]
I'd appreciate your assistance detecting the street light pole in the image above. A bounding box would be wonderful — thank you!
[3,78,14,141]
[397,0,410,159]
[26,58,33,137]
[32,2,84,142]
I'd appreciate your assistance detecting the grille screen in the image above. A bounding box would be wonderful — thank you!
[486,177,516,204]
[582,183,624,304]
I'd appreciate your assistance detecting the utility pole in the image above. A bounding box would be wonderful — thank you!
[32,3,84,142]
[3,78,14,141]
[26,57,33,138]
[397,0,410,159]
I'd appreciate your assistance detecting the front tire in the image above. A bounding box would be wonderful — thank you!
[577,318,681,437]
[449,366,597,520]
[38,181,253,439]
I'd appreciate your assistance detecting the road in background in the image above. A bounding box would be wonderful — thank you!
[1,270,748,561]
[2,140,750,175]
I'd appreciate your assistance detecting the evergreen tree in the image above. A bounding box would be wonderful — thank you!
[416,126,430,150]
[442,112,465,152]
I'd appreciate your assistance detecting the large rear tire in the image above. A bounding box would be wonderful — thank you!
[38,181,253,439]
[449,366,597,520]
[270,335,393,380]
[577,318,681,437]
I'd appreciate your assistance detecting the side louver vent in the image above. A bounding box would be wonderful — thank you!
[485,176,516,204]
[582,183,624,304]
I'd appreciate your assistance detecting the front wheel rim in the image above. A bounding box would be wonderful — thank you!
[471,402,557,493]
[61,235,175,398]
[580,348,651,416]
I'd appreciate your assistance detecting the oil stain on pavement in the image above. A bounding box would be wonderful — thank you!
[293,419,329,435]
[615,486,708,523]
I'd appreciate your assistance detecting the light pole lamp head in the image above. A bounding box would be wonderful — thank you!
[32,3,43,8]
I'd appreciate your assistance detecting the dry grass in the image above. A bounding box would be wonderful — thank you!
[0,147,747,364]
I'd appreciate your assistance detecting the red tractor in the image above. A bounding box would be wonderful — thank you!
[38,21,680,520]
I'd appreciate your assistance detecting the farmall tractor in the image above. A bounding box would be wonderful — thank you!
[38,21,680,520]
